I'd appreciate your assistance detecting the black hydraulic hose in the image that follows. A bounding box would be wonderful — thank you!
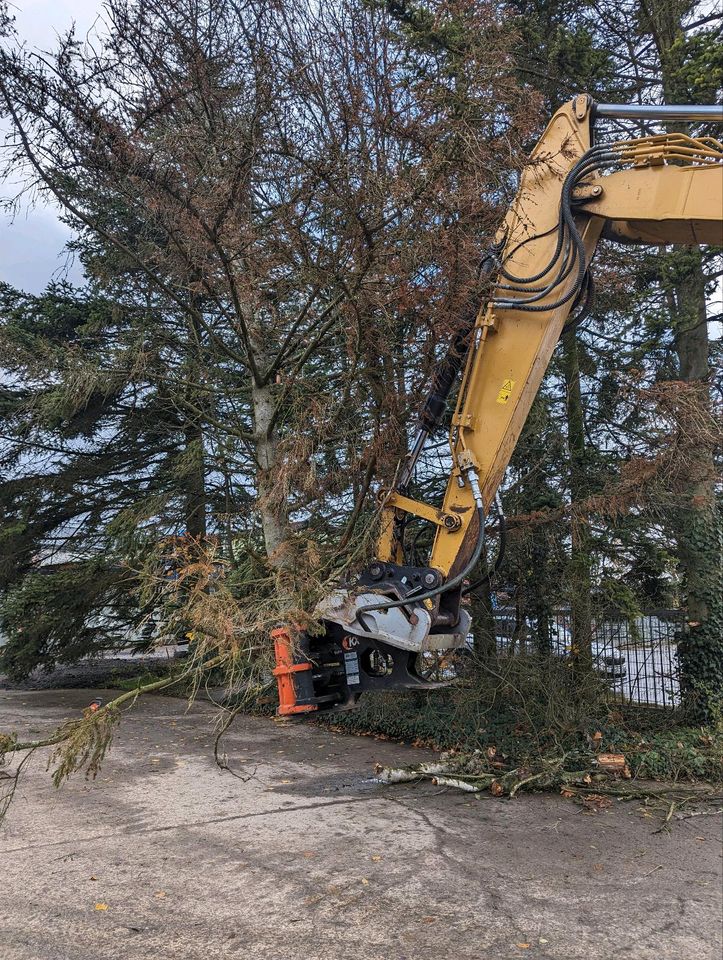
[497,213,566,287]
[355,502,487,616]
[497,224,559,281]
[494,235,576,300]
[496,244,574,292]
[416,254,498,436]
[463,496,506,596]
[496,146,614,287]
[492,152,618,313]
[493,260,584,312]
[562,270,595,333]
[495,148,621,300]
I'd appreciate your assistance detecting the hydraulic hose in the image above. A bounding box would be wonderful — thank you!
[462,494,506,596]
[496,146,616,287]
[494,147,622,309]
[356,468,486,616]
[562,270,595,333]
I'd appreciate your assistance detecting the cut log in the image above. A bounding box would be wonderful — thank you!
[597,753,627,773]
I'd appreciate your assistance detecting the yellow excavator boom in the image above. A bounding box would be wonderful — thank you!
[274,95,723,716]
[379,96,723,578]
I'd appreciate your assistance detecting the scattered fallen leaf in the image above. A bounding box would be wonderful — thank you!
[361,878,369,885]
[486,746,497,759]
[516,944,530,950]
[560,788,575,799]
[94,903,108,911]
[490,780,504,797]
[421,917,436,924]
[371,855,382,862]
[155,891,166,899]
[89,876,98,882]
[539,938,549,944]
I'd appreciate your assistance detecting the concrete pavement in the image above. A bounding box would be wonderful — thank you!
[0,689,720,960]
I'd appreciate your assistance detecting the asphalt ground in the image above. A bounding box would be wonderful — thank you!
[1,688,721,960]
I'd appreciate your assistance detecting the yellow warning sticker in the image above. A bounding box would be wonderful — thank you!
[496,378,515,404]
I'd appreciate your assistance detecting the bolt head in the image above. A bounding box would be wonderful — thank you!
[424,572,437,587]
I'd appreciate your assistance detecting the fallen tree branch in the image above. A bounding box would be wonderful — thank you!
[675,806,723,821]
[3,667,202,754]
[0,654,228,822]
[374,762,448,784]
[373,750,723,812]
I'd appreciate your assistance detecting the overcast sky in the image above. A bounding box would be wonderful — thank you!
[1,1,721,328]
[1,1,101,293]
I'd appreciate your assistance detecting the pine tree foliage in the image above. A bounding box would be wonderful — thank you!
[0,0,719,718]
[0,0,535,675]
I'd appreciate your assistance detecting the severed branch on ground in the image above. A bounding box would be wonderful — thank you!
[0,655,227,823]
[373,749,723,817]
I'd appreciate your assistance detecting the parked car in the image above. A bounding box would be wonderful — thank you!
[491,612,627,684]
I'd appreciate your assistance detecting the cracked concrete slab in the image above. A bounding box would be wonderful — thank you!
[0,689,720,960]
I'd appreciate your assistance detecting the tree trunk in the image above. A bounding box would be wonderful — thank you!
[664,247,722,718]
[640,0,723,718]
[251,377,290,569]
[561,327,593,670]
[183,419,206,541]
[182,308,206,544]
[530,531,553,656]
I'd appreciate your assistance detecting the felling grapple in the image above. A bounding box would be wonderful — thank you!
[273,559,471,714]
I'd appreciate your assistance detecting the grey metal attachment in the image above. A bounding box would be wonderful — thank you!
[316,588,471,653]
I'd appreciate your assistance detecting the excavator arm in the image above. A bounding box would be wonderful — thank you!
[273,95,723,715]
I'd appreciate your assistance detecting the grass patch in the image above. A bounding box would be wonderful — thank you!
[111,667,174,692]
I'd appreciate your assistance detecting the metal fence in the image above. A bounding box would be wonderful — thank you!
[493,607,685,709]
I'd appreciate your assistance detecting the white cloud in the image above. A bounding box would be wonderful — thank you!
[1,2,102,293]
[7,0,102,50]
[1,207,84,293]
